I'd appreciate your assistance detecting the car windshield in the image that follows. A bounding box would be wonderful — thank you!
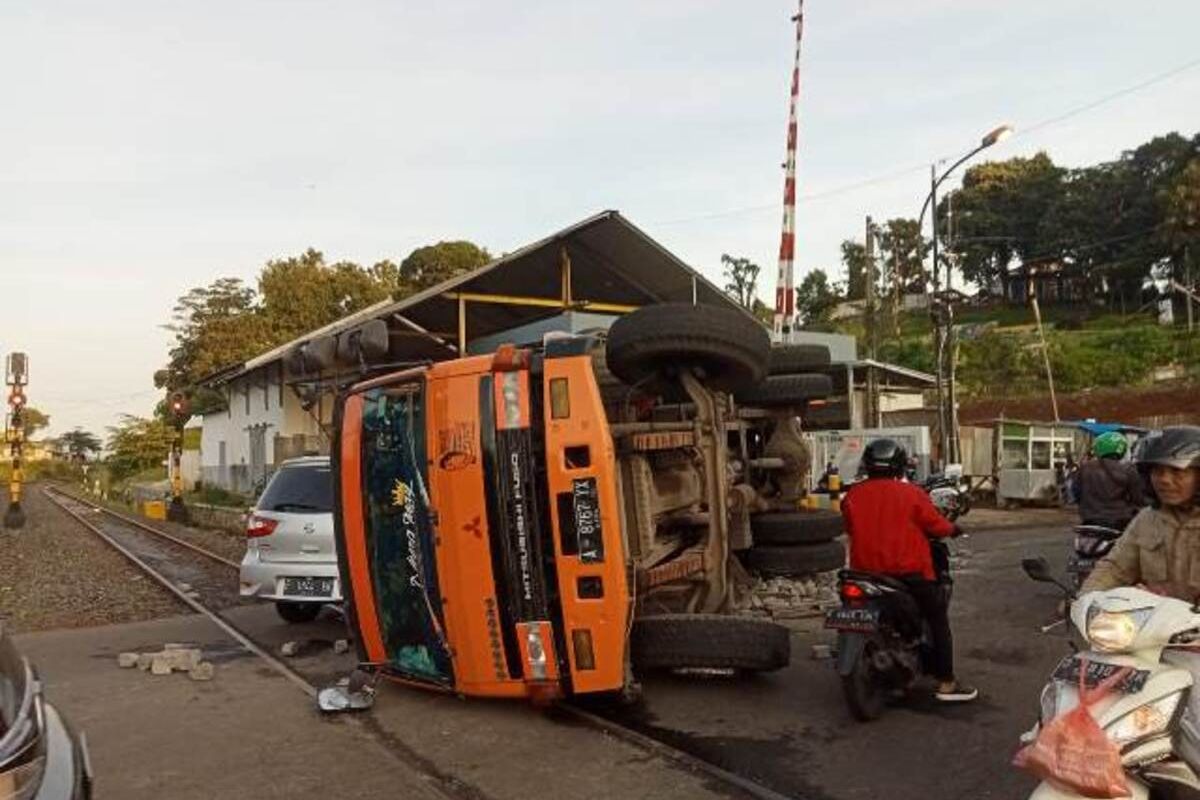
[258,463,333,514]
[360,383,453,686]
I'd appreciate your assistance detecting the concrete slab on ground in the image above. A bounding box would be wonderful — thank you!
[18,609,748,800]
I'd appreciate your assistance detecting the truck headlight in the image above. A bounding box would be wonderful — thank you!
[1106,693,1182,746]
[1085,607,1151,653]
[525,625,548,680]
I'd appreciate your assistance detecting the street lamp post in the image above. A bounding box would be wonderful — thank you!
[918,124,1012,467]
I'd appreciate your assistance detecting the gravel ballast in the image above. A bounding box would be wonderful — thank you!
[0,486,186,632]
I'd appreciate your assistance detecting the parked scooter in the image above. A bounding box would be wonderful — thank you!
[1021,556,1200,799]
[1067,524,1125,592]
[922,464,971,522]
[826,538,956,721]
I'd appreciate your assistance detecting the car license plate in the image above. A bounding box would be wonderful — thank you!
[572,478,604,563]
[824,607,879,632]
[283,577,334,598]
[1052,655,1150,693]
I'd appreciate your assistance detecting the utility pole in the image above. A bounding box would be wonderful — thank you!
[929,164,948,466]
[865,216,880,428]
[1031,294,1060,422]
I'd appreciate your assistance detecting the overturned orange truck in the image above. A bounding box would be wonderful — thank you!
[331,303,840,702]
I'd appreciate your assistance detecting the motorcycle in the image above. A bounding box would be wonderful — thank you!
[1068,524,1125,592]
[825,538,956,721]
[922,464,971,522]
[1021,556,1200,799]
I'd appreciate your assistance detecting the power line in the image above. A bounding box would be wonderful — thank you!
[653,55,1200,228]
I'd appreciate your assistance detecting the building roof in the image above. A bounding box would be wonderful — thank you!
[205,210,745,386]
[846,359,936,387]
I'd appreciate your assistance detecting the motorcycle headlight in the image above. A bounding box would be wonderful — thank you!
[1085,607,1152,652]
[1106,693,1183,746]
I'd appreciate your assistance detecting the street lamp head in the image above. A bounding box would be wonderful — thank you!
[981,124,1014,148]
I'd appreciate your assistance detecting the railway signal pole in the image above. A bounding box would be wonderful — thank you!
[5,353,29,529]
[167,390,190,523]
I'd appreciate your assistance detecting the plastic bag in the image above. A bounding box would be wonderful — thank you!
[1013,657,1130,798]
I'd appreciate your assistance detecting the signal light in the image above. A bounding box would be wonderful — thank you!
[8,389,25,409]
[167,390,189,419]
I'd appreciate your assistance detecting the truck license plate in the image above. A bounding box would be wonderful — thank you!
[572,478,603,563]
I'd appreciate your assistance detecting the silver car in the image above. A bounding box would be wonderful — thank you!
[239,456,342,623]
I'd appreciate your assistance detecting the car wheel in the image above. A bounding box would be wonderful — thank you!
[276,601,322,624]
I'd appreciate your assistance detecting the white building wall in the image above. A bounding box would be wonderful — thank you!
[199,367,287,492]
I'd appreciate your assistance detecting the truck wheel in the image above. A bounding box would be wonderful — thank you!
[606,304,770,394]
[745,540,846,577]
[768,344,831,375]
[736,373,833,407]
[751,510,844,546]
[631,614,790,672]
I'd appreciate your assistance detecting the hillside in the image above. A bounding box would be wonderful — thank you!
[826,302,1200,402]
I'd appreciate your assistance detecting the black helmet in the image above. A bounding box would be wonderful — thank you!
[862,438,908,478]
[1133,426,1200,471]
[1133,426,1200,503]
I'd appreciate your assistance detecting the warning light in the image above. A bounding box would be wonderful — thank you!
[167,390,190,422]
[8,389,25,409]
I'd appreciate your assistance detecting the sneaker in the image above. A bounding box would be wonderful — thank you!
[935,682,979,703]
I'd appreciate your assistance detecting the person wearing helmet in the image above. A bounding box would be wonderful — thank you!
[1076,431,1144,530]
[843,438,977,703]
[1083,426,1200,598]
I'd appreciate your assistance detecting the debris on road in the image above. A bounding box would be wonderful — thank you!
[334,639,350,655]
[810,644,832,660]
[281,641,300,657]
[121,644,215,680]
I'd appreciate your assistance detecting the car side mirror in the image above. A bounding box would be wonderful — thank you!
[1022,557,1054,583]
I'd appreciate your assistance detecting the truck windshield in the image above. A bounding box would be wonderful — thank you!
[360,384,453,685]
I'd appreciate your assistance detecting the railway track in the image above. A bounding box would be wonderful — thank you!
[41,484,801,800]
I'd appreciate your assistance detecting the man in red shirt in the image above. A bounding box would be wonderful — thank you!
[843,438,978,703]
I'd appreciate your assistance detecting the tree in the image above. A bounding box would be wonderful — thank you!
[105,415,176,480]
[794,269,842,325]
[397,241,491,293]
[721,254,761,308]
[257,249,391,344]
[948,152,1064,292]
[876,218,930,296]
[840,240,870,301]
[60,428,102,461]
[1161,157,1200,280]
[160,277,271,415]
[18,406,49,439]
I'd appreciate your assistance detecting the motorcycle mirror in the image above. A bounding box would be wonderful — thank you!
[1021,557,1054,583]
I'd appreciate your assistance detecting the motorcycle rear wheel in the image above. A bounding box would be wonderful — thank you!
[842,645,886,721]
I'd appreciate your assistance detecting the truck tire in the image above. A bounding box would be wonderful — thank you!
[768,344,831,375]
[606,304,770,395]
[736,373,833,407]
[631,614,790,673]
[745,540,846,578]
[751,510,844,546]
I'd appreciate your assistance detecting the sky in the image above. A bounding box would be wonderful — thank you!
[2,0,1198,437]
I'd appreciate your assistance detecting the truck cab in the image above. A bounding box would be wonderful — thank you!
[334,340,630,701]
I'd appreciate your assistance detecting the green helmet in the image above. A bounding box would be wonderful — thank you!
[1093,431,1128,459]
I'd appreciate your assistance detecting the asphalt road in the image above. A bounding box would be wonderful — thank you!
[612,519,1074,800]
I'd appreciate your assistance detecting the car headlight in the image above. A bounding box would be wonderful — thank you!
[1106,693,1183,746]
[1085,606,1152,652]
